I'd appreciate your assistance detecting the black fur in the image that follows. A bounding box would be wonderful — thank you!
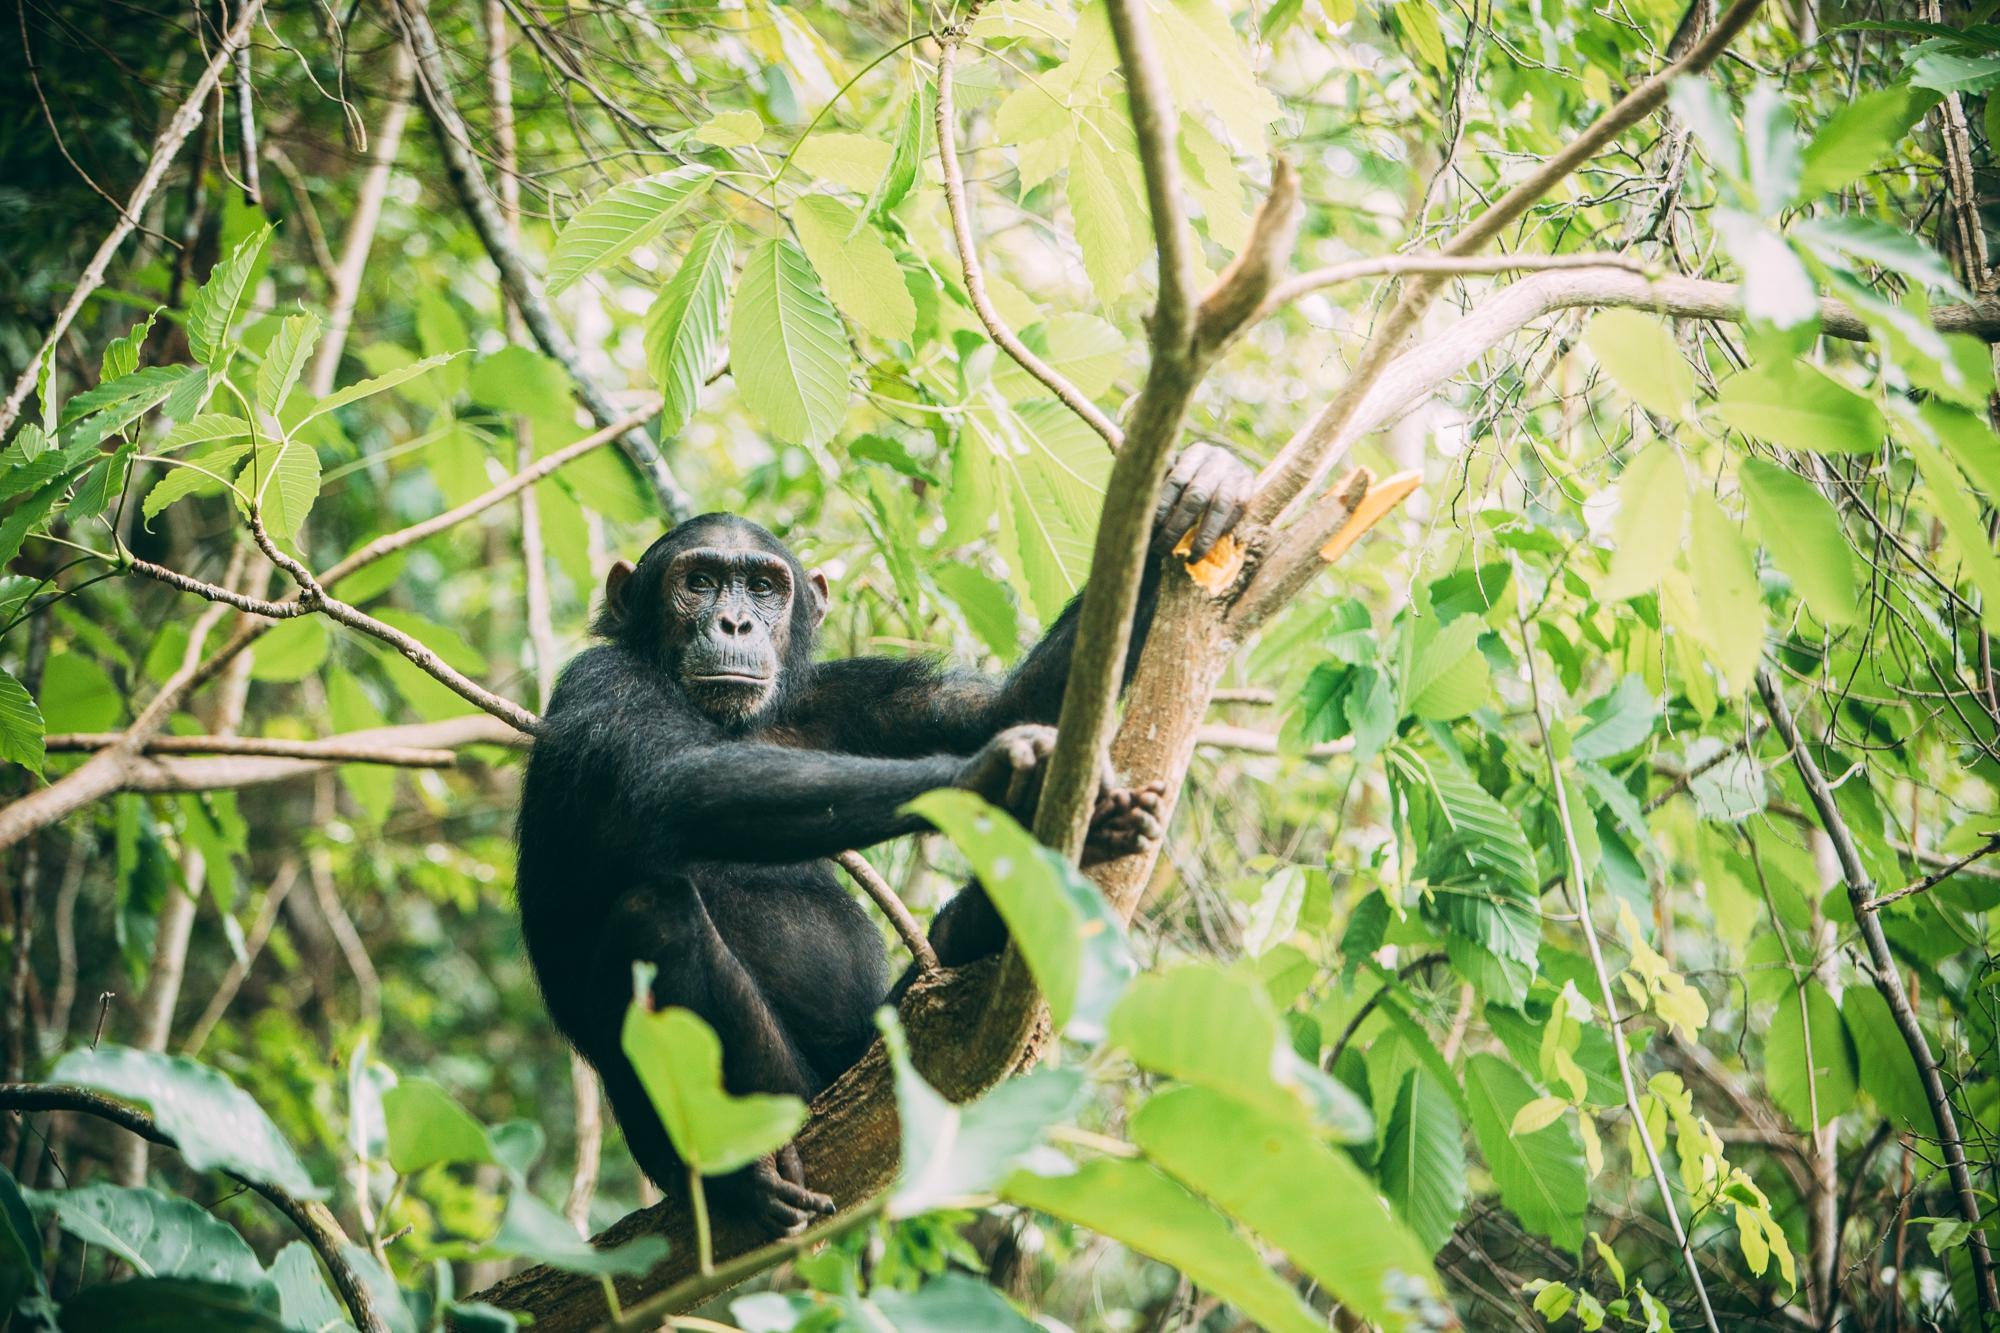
[515,509,1183,1231]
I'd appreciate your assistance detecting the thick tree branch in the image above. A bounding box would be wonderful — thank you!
[389,0,691,520]
[1249,0,1767,524]
[0,0,267,439]
[0,1083,386,1333]
[1756,667,1998,1318]
[933,28,1124,451]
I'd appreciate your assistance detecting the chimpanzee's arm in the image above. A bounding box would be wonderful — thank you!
[635,743,963,863]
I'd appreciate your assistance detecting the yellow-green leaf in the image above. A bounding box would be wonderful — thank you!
[1737,458,1859,627]
[791,196,915,343]
[1687,492,1765,692]
[1713,362,1886,454]
[1584,311,1693,418]
[1600,444,1686,600]
[622,1005,805,1174]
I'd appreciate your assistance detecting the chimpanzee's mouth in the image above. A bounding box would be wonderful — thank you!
[689,672,771,686]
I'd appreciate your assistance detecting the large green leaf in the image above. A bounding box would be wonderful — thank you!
[879,1013,1083,1217]
[1005,1158,1325,1333]
[1842,985,1934,1134]
[1798,86,1937,197]
[0,667,44,777]
[30,1183,268,1289]
[1068,114,1149,306]
[1687,491,1766,692]
[487,1185,668,1277]
[907,790,1135,1039]
[728,238,850,446]
[238,437,321,541]
[546,166,711,294]
[1584,311,1693,418]
[296,352,466,430]
[644,223,734,436]
[791,196,914,343]
[1464,1052,1587,1253]
[1712,362,1886,455]
[57,1277,288,1332]
[256,311,321,418]
[867,1274,1037,1331]
[382,1078,494,1175]
[1108,963,1371,1140]
[266,1241,348,1333]
[621,1004,805,1174]
[49,1046,323,1198]
[187,225,273,371]
[1738,458,1859,628]
[1379,1067,1468,1255]
[1131,1086,1443,1329]
[0,1164,45,1316]
[1600,444,1686,600]
[1767,983,1857,1132]
[1902,429,2000,632]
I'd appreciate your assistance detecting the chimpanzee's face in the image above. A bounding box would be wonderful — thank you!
[602,515,828,728]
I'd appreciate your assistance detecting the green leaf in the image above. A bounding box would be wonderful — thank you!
[489,1184,670,1276]
[101,309,160,382]
[48,1045,323,1197]
[247,617,329,684]
[1380,1067,1468,1255]
[1584,311,1693,418]
[1738,458,1859,627]
[0,667,45,776]
[1069,113,1149,306]
[546,166,712,295]
[931,562,1019,659]
[1464,1052,1587,1253]
[1919,401,2000,498]
[298,352,466,429]
[1767,983,1857,1131]
[729,238,850,447]
[187,225,274,371]
[157,413,250,457]
[869,76,928,219]
[1794,216,1964,295]
[1131,1085,1443,1329]
[1403,614,1490,720]
[695,110,763,147]
[1004,1158,1325,1333]
[879,1013,1084,1217]
[1687,492,1765,693]
[792,196,915,343]
[622,1004,805,1174]
[793,133,893,192]
[1742,83,1802,214]
[382,1077,495,1174]
[38,653,123,732]
[1842,985,1934,1134]
[1799,86,1935,196]
[1601,444,1685,600]
[256,311,321,418]
[1902,429,2000,632]
[30,1183,267,1288]
[57,1277,288,1332]
[1712,362,1886,455]
[641,223,734,440]
[267,1241,348,1333]
[869,1274,1037,1332]
[1572,676,1657,761]
[237,436,321,541]
[0,1164,46,1314]
[1109,963,1371,1140]
[907,790,1136,1039]
[1715,209,1819,328]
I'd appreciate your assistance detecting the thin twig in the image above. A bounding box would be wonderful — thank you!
[1756,667,1998,1317]
[1257,250,1652,322]
[837,851,939,973]
[43,732,466,767]
[1523,604,1722,1333]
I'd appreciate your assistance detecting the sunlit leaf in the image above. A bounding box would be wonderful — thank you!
[187,224,273,371]
[546,166,711,294]
[622,1003,805,1174]
[1737,458,1859,627]
[729,237,850,446]
[1713,361,1885,455]
[792,196,915,342]
[645,222,734,436]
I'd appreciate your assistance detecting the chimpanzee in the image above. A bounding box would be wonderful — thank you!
[514,442,1254,1234]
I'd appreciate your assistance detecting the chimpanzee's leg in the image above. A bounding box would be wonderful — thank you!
[587,880,834,1234]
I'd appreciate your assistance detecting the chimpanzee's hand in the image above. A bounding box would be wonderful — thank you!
[954,724,1059,817]
[1082,780,1167,866]
[1153,441,1255,561]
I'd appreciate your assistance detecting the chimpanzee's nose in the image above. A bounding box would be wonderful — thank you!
[717,609,753,636]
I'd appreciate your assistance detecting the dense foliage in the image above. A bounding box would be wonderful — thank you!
[2,0,1998,1330]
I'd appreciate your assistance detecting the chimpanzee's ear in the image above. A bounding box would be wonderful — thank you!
[806,567,830,627]
[603,560,636,622]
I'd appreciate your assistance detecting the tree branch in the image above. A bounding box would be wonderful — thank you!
[933,25,1123,451]
[1254,249,1652,324]
[837,851,939,973]
[1756,667,1998,1318]
[388,0,691,519]
[0,0,268,439]
[1248,0,1767,524]
[1865,836,2000,911]
[0,1082,387,1333]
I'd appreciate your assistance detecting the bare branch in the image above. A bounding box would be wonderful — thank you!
[933,31,1123,451]
[837,851,939,973]
[44,731,482,768]
[1865,836,2000,912]
[1256,250,1651,322]
[0,0,268,439]
[1194,158,1303,355]
[1756,668,1998,1318]
[389,0,691,519]
[1249,0,1767,524]
[1101,0,1196,357]
[0,1082,387,1333]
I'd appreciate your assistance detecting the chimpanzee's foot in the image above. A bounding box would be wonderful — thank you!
[1082,781,1167,866]
[720,1152,836,1236]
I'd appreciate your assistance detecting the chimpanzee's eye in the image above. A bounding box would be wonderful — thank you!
[749,576,775,595]
[688,572,717,593]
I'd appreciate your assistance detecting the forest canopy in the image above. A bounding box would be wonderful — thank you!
[2,0,1999,1330]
